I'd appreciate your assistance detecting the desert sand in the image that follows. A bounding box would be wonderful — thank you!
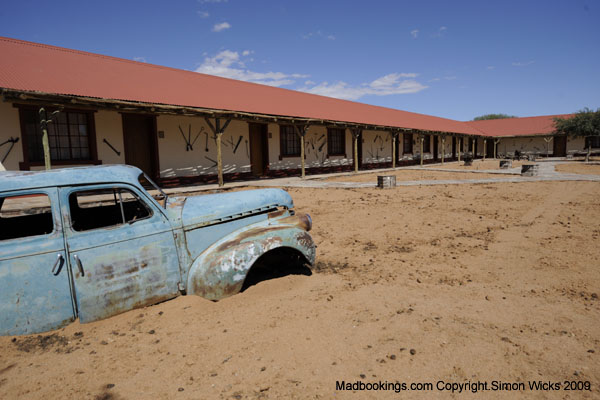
[425,159,527,171]
[323,169,505,183]
[1,179,599,399]
[555,163,600,175]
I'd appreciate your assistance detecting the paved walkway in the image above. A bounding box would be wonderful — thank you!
[163,161,599,193]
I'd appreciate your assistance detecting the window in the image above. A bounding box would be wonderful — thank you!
[585,136,600,149]
[20,108,95,164]
[403,133,413,154]
[280,125,301,157]
[69,188,151,232]
[0,194,53,241]
[327,128,345,156]
[423,135,431,153]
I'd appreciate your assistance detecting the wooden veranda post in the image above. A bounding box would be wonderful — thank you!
[483,139,487,161]
[543,137,553,158]
[205,116,232,187]
[39,108,60,171]
[494,139,500,159]
[441,136,446,164]
[294,124,309,178]
[458,138,461,162]
[349,128,361,173]
[390,129,400,169]
[419,135,424,167]
[472,138,476,159]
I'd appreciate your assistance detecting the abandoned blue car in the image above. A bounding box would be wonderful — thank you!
[0,165,315,335]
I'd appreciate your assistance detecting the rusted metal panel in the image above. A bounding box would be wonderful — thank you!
[0,188,75,336]
[186,214,316,300]
[59,184,181,323]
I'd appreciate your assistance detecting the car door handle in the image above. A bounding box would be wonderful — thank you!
[73,254,85,277]
[52,253,64,276]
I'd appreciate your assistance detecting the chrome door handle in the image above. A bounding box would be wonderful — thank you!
[52,253,64,276]
[73,254,85,277]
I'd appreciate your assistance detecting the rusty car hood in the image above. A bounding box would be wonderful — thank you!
[174,188,293,230]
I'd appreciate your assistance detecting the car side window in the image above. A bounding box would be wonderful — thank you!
[0,193,53,241]
[69,188,152,232]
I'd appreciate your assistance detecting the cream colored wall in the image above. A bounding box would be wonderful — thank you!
[496,136,554,156]
[268,125,353,170]
[156,115,251,178]
[361,130,392,164]
[0,102,24,170]
[95,110,125,165]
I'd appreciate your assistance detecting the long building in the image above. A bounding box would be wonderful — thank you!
[0,37,590,184]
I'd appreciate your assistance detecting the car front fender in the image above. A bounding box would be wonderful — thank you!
[186,224,315,300]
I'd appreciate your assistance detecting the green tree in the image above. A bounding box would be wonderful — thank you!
[554,108,600,162]
[473,113,516,121]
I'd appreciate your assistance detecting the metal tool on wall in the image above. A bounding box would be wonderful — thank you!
[102,138,121,156]
[0,137,19,163]
[233,136,243,154]
[179,124,204,151]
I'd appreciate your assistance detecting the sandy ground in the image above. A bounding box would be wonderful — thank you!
[1,180,599,399]
[555,163,600,175]
[323,170,505,183]
[427,160,527,171]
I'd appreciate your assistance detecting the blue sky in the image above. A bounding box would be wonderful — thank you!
[1,0,598,120]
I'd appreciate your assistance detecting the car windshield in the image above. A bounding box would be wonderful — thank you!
[138,173,168,208]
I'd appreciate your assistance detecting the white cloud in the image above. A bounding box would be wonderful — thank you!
[444,76,457,80]
[428,77,441,82]
[302,30,336,40]
[133,57,146,63]
[486,65,495,70]
[432,26,447,37]
[410,29,419,39]
[512,60,535,67]
[195,50,308,87]
[212,22,231,32]
[304,80,316,85]
[299,73,427,101]
[197,11,209,18]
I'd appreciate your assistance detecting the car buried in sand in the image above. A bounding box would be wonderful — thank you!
[0,165,315,336]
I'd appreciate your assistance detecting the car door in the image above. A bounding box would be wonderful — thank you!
[60,184,181,323]
[0,188,76,335]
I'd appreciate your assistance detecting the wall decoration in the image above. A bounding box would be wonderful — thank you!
[102,138,121,156]
[205,156,218,168]
[0,137,19,163]
[178,124,204,151]
[233,136,243,154]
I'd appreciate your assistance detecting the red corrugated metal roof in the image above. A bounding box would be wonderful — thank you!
[467,114,573,137]
[0,36,483,135]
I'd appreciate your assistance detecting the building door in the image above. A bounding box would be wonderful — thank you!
[122,114,158,179]
[486,140,494,158]
[452,137,457,159]
[553,135,567,157]
[433,136,439,160]
[249,123,268,176]
[357,131,363,169]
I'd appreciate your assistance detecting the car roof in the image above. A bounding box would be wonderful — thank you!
[0,165,144,193]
